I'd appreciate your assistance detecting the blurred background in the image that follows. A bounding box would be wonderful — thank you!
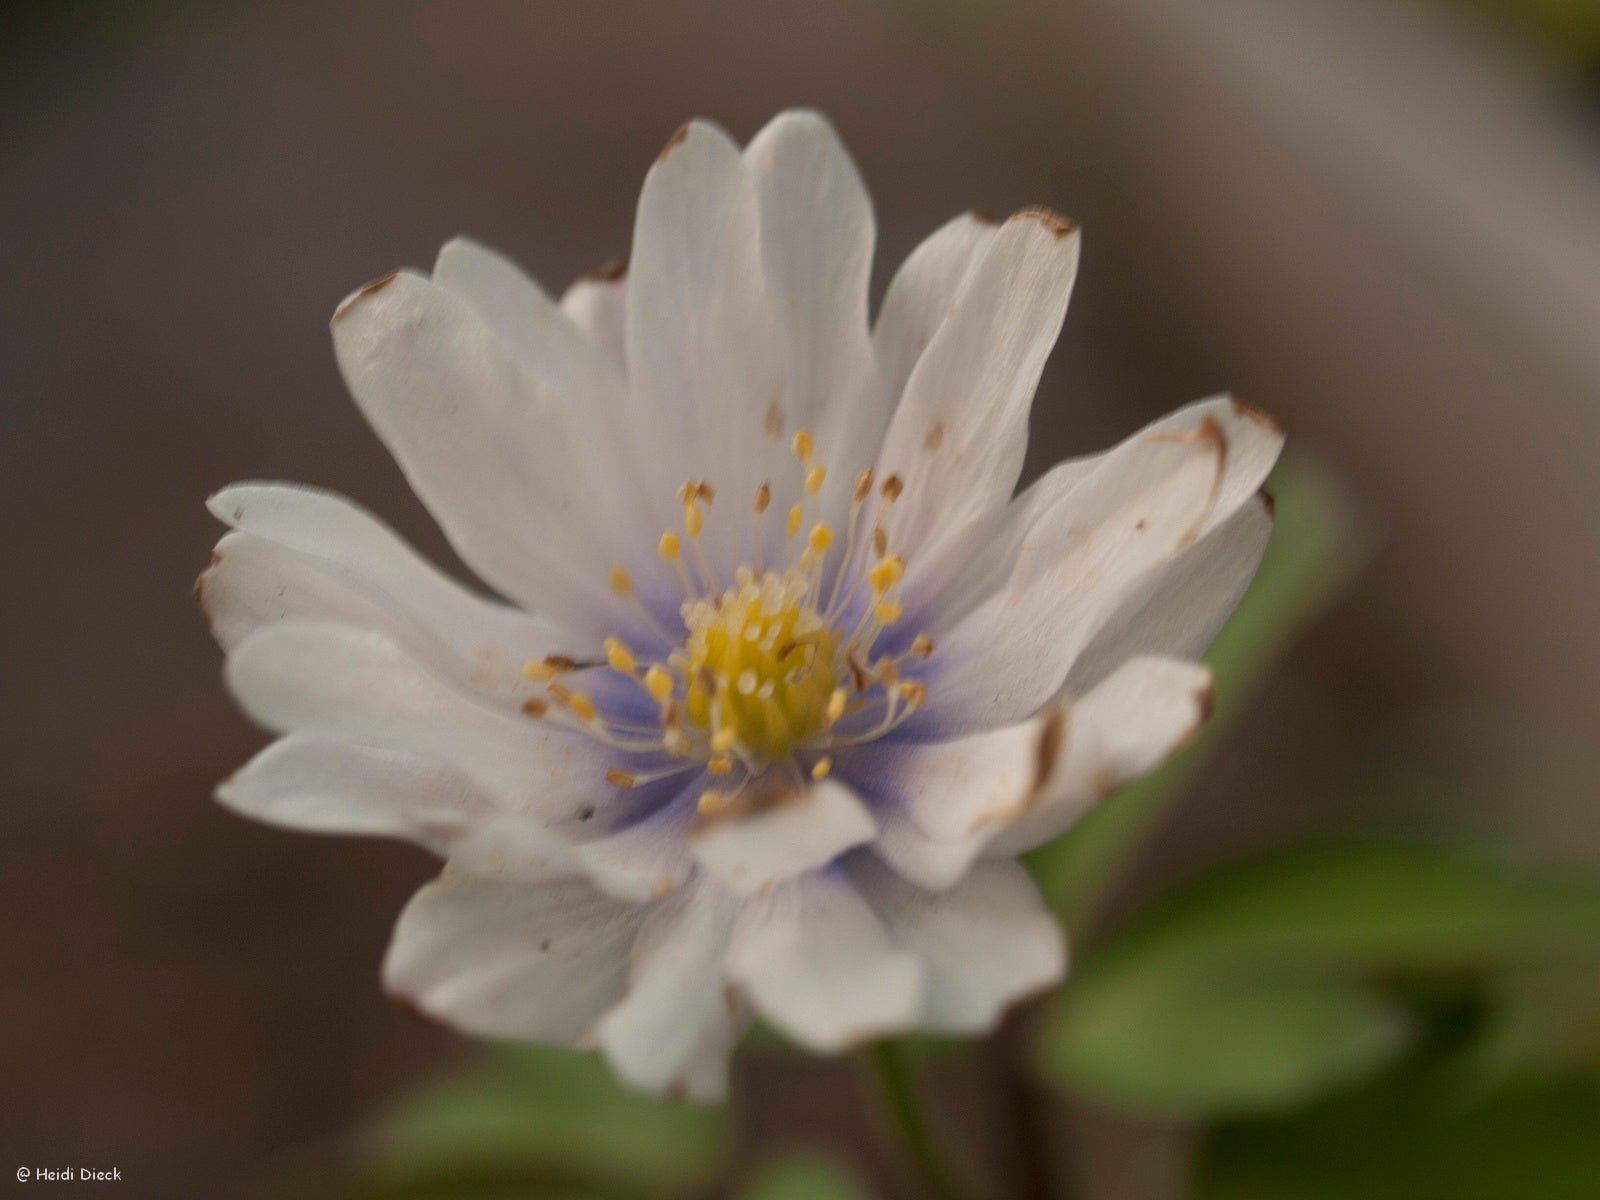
[4,1,1600,1197]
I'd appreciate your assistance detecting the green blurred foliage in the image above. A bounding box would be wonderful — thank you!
[319,1045,728,1199]
[1038,843,1600,1117]
[739,1154,876,1200]
[1027,454,1364,930]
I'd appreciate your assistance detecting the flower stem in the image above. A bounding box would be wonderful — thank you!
[861,1040,977,1200]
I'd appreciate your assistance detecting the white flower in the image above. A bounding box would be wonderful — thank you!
[199,111,1282,1101]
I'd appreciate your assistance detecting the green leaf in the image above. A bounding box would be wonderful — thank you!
[1038,843,1600,1117]
[1201,1076,1600,1200]
[740,1154,876,1200]
[1043,968,1411,1119]
[356,1045,729,1197]
[1027,455,1363,929]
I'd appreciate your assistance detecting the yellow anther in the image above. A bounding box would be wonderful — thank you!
[643,664,674,703]
[876,655,900,687]
[684,502,703,537]
[697,789,726,816]
[898,680,927,709]
[563,690,599,722]
[911,634,935,659]
[754,482,772,513]
[522,655,576,681]
[658,529,682,559]
[874,600,903,625]
[520,696,549,717]
[811,756,832,780]
[881,474,904,502]
[609,565,633,597]
[868,554,905,595]
[872,526,888,557]
[808,523,834,553]
[805,465,826,495]
[792,428,814,461]
[677,480,697,505]
[825,688,847,724]
[604,637,636,674]
[787,503,804,538]
[707,756,734,775]
[604,768,636,788]
[710,726,738,753]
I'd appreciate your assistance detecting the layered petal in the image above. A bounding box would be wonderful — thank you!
[874,208,1081,562]
[626,121,785,554]
[690,779,876,896]
[725,871,922,1051]
[596,881,743,1101]
[914,404,1231,734]
[217,734,576,880]
[848,855,1065,1032]
[330,270,638,640]
[383,870,646,1045]
[224,621,612,831]
[859,656,1212,888]
[746,111,884,502]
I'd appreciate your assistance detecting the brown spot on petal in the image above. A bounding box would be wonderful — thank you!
[1231,396,1285,436]
[1014,204,1080,239]
[1030,707,1066,802]
[763,394,785,439]
[1194,678,1216,726]
[329,270,399,326]
[580,257,628,284]
[971,208,1001,225]
[658,122,691,162]
[923,421,945,453]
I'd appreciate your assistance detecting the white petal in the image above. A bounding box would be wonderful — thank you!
[330,271,636,638]
[858,656,1211,886]
[206,483,558,661]
[987,656,1214,856]
[690,780,876,897]
[574,791,700,903]
[217,733,576,880]
[596,881,743,1101]
[746,111,884,487]
[199,529,549,702]
[847,856,1065,1033]
[915,405,1229,733]
[626,121,784,544]
[382,870,646,1045]
[224,621,609,829]
[724,871,922,1051]
[872,212,999,408]
[874,208,1081,561]
[1064,492,1274,693]
[560,262,629,379]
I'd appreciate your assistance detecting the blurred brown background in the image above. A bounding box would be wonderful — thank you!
[3,1,1598,1197]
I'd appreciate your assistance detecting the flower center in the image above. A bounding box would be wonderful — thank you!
[517,427,934,817]
[682,568,840,761]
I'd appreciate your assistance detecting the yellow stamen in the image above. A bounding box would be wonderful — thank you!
[521,655,577,681]
[805,465,826,495]
[897,680,926,709]
[791,428,814,462]
[874,600,903,625]
[658,530,682,559]
[811,756,832,780]
[604,637,635,674]
[754,482,772,513]
[808,523,834,554]
[604,768,636,788]
[643,665,674,703]
[608,565,633,597]
[707,755,734,775]
[787,504,803,539]
[697,789,726,816]
[911,634,935,658]
[684,502,703,537]
[825,688,847,725]
[710,726,738,754]
[854,468,874,502]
